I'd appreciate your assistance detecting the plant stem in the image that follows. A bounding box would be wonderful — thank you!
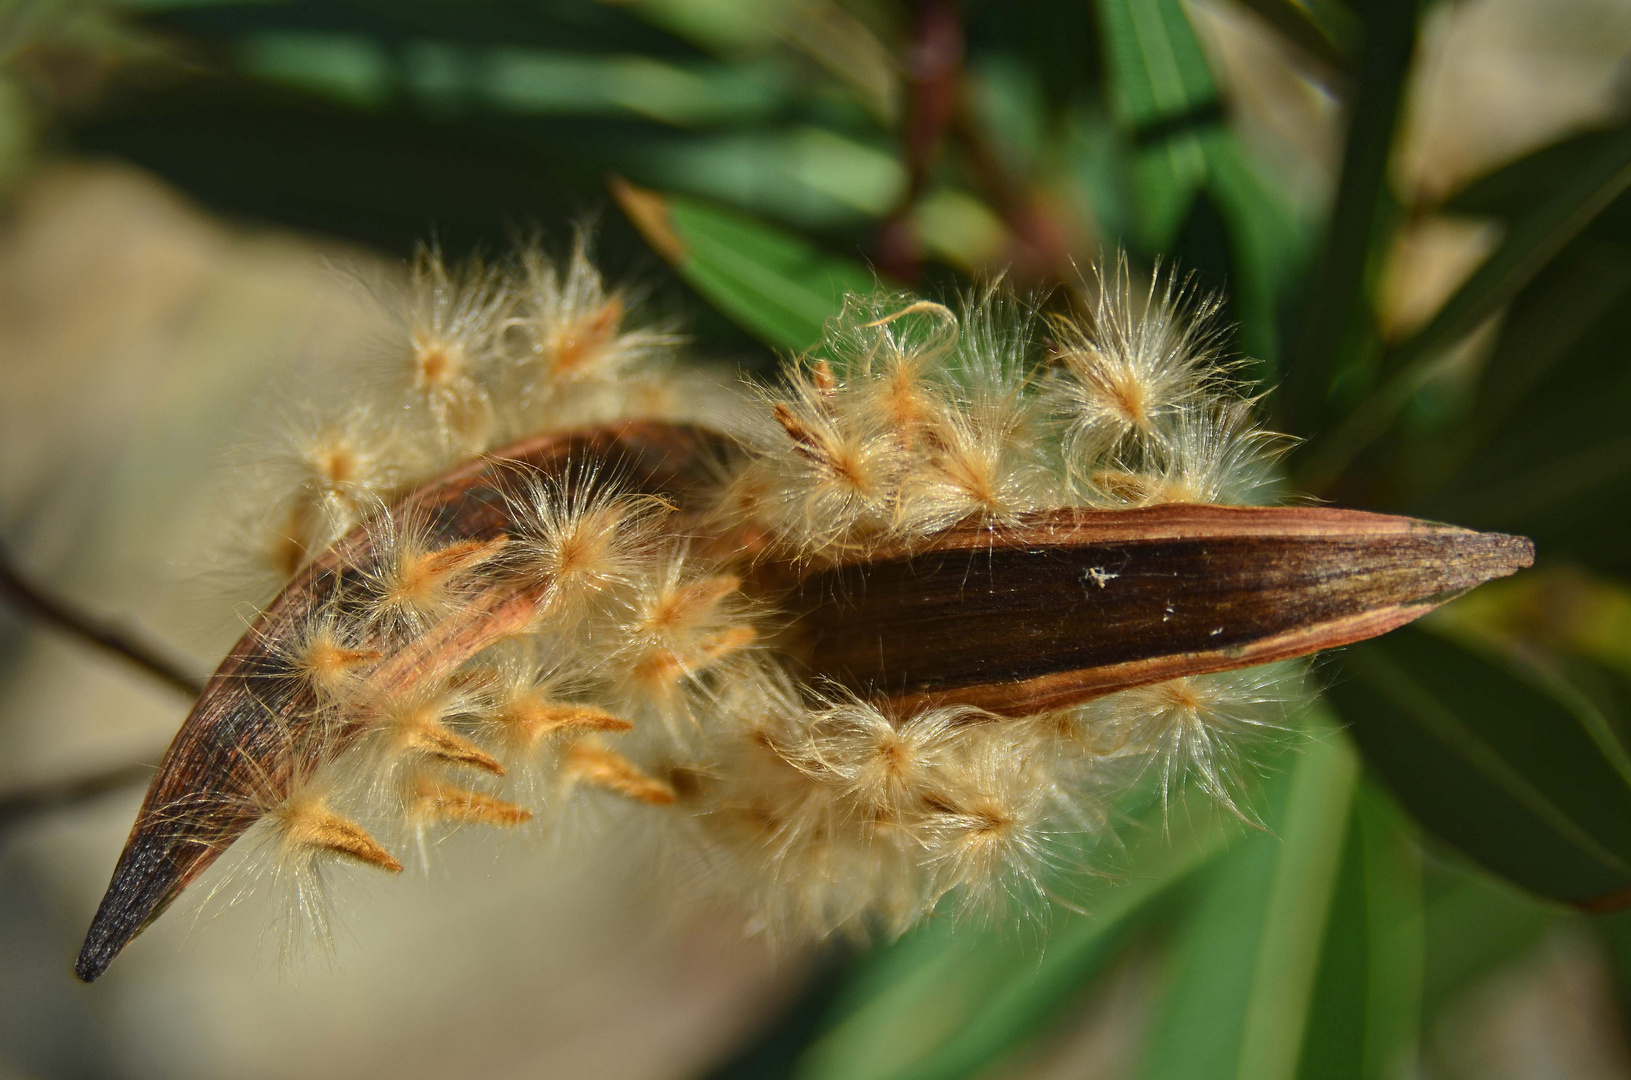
[0,759,157,832]
[0,542,204,696]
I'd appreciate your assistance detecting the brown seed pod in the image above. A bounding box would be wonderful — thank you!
[74,420,1532,982]
[75,421,732,982]
[795,505,1535,715]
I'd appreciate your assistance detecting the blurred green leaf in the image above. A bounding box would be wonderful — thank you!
[236,30,392,109]
[1390,128,1631,372]
[130,0,708,59]
[1420,232,1631,573]
[1293,780,1423,1080]
[1283,0,1418,445]
[1329,625,1631,908]
[1301,126,1631,492]
[71,79,722,256]
[967,0,1100,116]
[1227,0,1361,73]
[1446,126,1631,220]
[1093,0,1303,369]
[1419,862,1556,1026]
[1198,133,1306,372]
[613,178,877,351]
[1096,0,1218,251]
[231,30,790,125]
[1138,720,1359,1080]
[631,126,904,229]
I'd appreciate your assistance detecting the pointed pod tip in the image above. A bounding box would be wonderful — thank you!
[74,940,112,983]
[1502,531,1536,571]
[800,508,1539,717]
[1442,527,1534,595]
[74,831,189,982]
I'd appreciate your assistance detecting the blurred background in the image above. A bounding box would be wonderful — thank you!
[3,0,1631,1076]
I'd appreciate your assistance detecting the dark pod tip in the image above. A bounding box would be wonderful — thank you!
[75,833,192,982]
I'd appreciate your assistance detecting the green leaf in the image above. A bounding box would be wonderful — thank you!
[1138,720,1360,1080]
[134,0,708,60]
[1199,133,1308,374]
[793,781,1239,1080]
[1282,0,1418,446]
[1419,863,1556,1026]
[1421,232,1631,574]
[1094,0,1305,369]
[71,81,648,257]
[1445,126,1631,221]
[1389,126,1631,375]
[1226,0,1361,73]
[613,178,878,352]
[1328,625,1631,908]
[630,127,905,229]
[1293,780,1424,1080]
[1096,0,1216,131]
[1096,0,1219,250]
[1299,126,1631,493]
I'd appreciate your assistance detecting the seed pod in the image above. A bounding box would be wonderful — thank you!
[74,422,731,982]
[74,421,1531,981]
[795,504,1535,714]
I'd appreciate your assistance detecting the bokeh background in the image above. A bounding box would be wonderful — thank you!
[3,0,1631,1077]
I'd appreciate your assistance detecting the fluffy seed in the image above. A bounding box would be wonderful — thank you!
[276,795,404,873]
[562,739,677,805]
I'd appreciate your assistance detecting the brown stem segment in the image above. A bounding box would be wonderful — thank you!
[76,423,1533,982]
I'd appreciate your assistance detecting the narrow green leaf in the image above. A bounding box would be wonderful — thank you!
[1226,0,1361,73]
[1419,864,1556,1026]
[1329,625,1631,908]
[1096,0,1218,250]
[137,0,707,61]
[1397,129,1631,357]
[1138,720,1360,1080]
[1094,0,1306,369]
[1282,1,1418,444]
[1300,126,1631,492]
[1097,0,1216,130]
[1422,234,1631,574]
[612,178,878,352]
[1200,133,1308,373]
[1293,780,1424,1080]
[1445,126,1631,220]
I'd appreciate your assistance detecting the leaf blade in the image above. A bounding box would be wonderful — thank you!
[1329,625,1631,907]
[612,176,877,352]
[1138,719,1361,1080]
[1299,126,1631,492]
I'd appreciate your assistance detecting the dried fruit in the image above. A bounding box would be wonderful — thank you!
[75,251,1530,981]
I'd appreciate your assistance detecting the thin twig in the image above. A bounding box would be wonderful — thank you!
[877,0,963,282]
[0,759,158,833]
[0,542,205,696]
[950,95,1079,285]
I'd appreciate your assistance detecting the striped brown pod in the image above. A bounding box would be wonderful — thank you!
[75,422,734,982]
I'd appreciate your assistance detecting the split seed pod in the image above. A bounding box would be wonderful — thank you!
[74,258,1532,981]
